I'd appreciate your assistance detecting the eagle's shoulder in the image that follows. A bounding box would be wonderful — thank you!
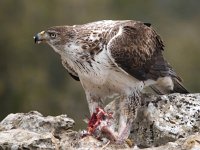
[71,20,138,54]
[106,21,166,81]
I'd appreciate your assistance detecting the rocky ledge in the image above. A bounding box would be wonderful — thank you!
[0,93,200,150]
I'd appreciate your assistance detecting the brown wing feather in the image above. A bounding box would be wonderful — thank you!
[107,22,176,81]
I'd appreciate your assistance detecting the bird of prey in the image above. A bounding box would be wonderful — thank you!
[34,20,188,143]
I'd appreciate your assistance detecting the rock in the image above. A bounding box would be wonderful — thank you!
[0,129,59,149]
[0,111,74,133]
[0,94,200,149]
[0,111,75,150]
[105,93,200,148]
[139,133,200,150]
[0,111,128,150]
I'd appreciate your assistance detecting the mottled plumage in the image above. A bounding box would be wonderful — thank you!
[34,20,188,143]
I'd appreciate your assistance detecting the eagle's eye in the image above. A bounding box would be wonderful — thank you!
[49,33,56,38]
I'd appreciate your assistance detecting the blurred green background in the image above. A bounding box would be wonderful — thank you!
[0,0,199,129]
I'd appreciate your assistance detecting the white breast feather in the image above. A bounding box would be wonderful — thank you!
[77,48,144,98]
[60,21,145,99]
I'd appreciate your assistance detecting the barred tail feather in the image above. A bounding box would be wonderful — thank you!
[171,77,189,94]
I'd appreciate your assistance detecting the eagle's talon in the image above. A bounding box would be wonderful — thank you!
[125,138,135,147]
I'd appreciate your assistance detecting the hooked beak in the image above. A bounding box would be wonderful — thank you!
[33,31,47,44]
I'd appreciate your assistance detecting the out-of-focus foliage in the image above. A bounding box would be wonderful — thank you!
[0,0,199,129]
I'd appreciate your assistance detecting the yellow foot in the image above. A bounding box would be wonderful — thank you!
[125,138,134,148]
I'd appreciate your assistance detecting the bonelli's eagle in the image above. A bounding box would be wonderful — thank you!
[34,20,188,143]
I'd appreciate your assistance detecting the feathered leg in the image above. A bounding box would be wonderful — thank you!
[117,91,141,143]
[85,91,103,115]
[84,90,141,144]
[99,91,141,144]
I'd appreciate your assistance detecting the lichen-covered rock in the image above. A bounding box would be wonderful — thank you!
[140,133,200,150]
[0,111,129,150]
[0,111,74,134]
[106,93,200,148]
[0,94,200,149]
[0,111,75,149]
[0,129,59,149]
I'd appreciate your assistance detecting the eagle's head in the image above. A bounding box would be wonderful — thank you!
[34,26,75,52]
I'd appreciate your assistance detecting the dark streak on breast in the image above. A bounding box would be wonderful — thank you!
[87,60,93,68]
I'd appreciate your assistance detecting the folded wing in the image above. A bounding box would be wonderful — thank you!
[107,22,188,94]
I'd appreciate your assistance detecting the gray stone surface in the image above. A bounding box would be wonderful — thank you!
[105,93,200,148]
[133,93,200,147]
[0,111,75,150]
[0,94,200,149]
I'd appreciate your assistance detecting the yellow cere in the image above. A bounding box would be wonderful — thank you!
[40,31,45,35]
